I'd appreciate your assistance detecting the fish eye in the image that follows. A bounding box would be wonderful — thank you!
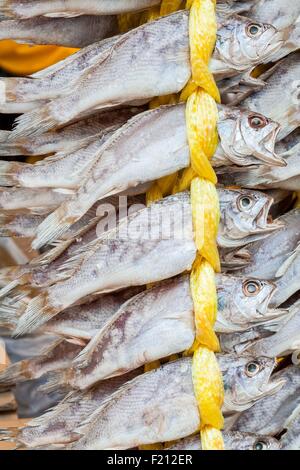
[249,115,267,129]
[254,440,268,450]
[245,361,260,377]
[237,195,254,211]
[247,23,262,37]
[243,280,261,296]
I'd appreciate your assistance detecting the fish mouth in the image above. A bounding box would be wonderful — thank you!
[260,123,287,167]
[256,359,287,400]
[259,376,286,399]
[256,281,278,316]
[254,198,285,234]
[259,30,286,63]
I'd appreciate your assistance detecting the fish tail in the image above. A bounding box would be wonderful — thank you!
[0,266,29,296]
[38,370,70,394]
[0,289,28,329]
[13,291,59,336]
[0,360,31,390]
[0,429,18,442]
[10,104,57,140]
[0,1,13,18]
[0,129,9,142]
[32,204,77,250]
[0,160,25,186]
[0,76,19,102]
[0,144,26,157]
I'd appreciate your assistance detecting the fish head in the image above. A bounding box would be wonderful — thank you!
[218,188,283,247]
[218,105,285,166]
[225,431,281,450]
[216,275,282,331]
[218,15,285,70]
[220,354,285,412]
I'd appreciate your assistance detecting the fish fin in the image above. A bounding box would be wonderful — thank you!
[31,208,73,250]
[275,244,300,277]
[10,104,58,140]
[0,360,30,390]
[73,377,139,436]
[13,291,58,336]
[43,12,82,18]
[30,239,73,266]
[0,290,28,329]
[0,143,26,157]
[0,77,31,102]
[54,238,100,281]
[0,160,23,186]
[0,129,10,142]
[29,37,116,79]
[0,428,18,442]
[0,279,22,299]
[28,390,80,427]
[38,370,70,394]
[0,1,13,17]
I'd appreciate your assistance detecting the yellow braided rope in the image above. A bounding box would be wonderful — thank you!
[183,0,224,450]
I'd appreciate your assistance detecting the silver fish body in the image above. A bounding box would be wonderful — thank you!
[0,338,82,391]
[39,288,143,341]
[6,370,142,449]
[242,52,300,140]
[0,0,160,18]
[0,107,142,157]
[29,126,280,250]
[243,300,300,358]
[0,187,69,213]
[10,11,286,137]
[222,209,300,280]
[281,409,300,450]
[0,103,283,191]
[68,356,281,449]
[0,15,119,47]
[168,431,281,450]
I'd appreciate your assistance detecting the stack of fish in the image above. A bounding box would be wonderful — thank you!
[0,0,299,450]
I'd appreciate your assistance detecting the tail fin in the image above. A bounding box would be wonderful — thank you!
[38,370,71,394]
[0,1,13,19]
[0,289,29,329]
[32,206,74,250]
[0,77,19,102]
[13,291,59,336]
[0,130,10,142]
[0,428,19,443]
[0,160,25,186]
[0,266,19,287]
[0,361,31,390]
[0,143,27,157]
[0,266,30,298]
[10,104,58,139]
